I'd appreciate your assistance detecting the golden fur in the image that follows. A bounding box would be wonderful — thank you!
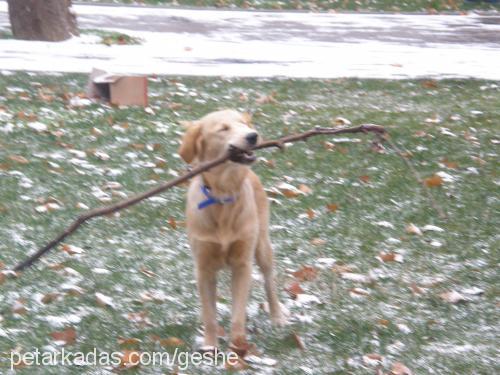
[178,109,286,348]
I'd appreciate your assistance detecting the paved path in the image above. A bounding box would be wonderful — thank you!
[0,2,499,79]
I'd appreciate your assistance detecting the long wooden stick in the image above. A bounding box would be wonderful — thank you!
[10,124,385,273]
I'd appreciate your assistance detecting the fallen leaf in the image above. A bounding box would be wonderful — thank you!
[423,174,444,187]
[61,244,85,255]
[139,267,157,278]
[377,319,390,327]
[377,252,403,263]
[359,175,370,183]
[439,290,467,304]
[255,92,278,105]
[158,337,185,347]
[334,116,351,126]
[326,203,338,212]
[285,282,304,299]
[95,292,114,308]
[306,208,315,219]
[41,292,60,304]
[422,225,444,233]
[422,80,438,89]
[50,327,77,345]
[331,264,354,274]
[8,155,29,164]
[168,217,177,229]
[119,350,141,369]
[349,287,371,297]
[292,265,318,281]
[229,337,256,358]
[298,184,313,195]
[310,238,326,246]
[12,299,27,315]
[118,337,142,346]
[406,223,422,236]
[409,282,426,295]
[441,158,458,169]
[391,361,413,375]
[363,353,383,366]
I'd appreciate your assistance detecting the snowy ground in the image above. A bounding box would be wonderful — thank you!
[0,2,499,79]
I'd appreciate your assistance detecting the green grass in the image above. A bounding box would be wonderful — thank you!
[0,73,499,374]
[80,29,143,45]
[87,0,500,12]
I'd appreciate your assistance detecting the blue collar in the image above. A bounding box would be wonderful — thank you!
[198,185,236,210]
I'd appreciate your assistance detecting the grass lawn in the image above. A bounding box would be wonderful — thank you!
[86,0,500,12]
[0,73,499,374]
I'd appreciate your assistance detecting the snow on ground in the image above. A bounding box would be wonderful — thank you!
[0,2,499,79]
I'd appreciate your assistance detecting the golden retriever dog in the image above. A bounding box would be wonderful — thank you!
[178,109,286,349]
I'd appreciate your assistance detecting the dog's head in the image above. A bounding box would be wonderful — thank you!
[178,109,258,165]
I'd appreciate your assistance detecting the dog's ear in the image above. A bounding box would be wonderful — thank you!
[178,121,202,163]
[242,112,254,128]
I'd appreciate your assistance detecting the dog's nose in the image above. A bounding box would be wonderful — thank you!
[245,132,258,146]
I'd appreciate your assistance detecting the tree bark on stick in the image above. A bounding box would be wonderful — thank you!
[7,0,78,42]
[11,124,386,273]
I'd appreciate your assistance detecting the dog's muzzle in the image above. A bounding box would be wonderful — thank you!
[228,145,256,165]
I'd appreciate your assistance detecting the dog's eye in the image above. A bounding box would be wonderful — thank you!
[218,125,230,132]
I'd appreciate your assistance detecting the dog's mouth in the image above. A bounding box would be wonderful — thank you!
[228,145,256,165]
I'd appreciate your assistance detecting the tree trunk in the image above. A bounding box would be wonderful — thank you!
[7,0,78,42]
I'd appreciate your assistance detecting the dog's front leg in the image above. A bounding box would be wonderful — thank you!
[228,240,254,345]
[193,240,222,348]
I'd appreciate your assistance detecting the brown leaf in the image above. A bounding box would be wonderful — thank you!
[139,267,157,278]
[377,319,390,327]
[310,238,326,246]
[119,350,141,369]
[306,208,315,219]
[292,265,318,281]
[409,282,425,295]
[285,281,304,299]
[377,252,403,263]
[255,92,278,105]
[229,337,256,358]
[331,264,353,274]
[363,353,383,365]
[422,80,438,89]
[168,217,177,230]
[423,174,444,187]
[12,299,27,315]
[326,203,338,212]
[298,184,313,195]
[158,337,185,347]
[406,223,422,236]
[441,158,458,169]
[50,327,77,345]
[359,175,370,184]
[8,155,29,164]
[323,141,335,150]
[118,337,142,346]
[61,244,85,255]
[41,292,60,304]
[391,361,413,375]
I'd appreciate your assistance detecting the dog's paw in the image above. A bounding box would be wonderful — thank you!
[271,303,290,327]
